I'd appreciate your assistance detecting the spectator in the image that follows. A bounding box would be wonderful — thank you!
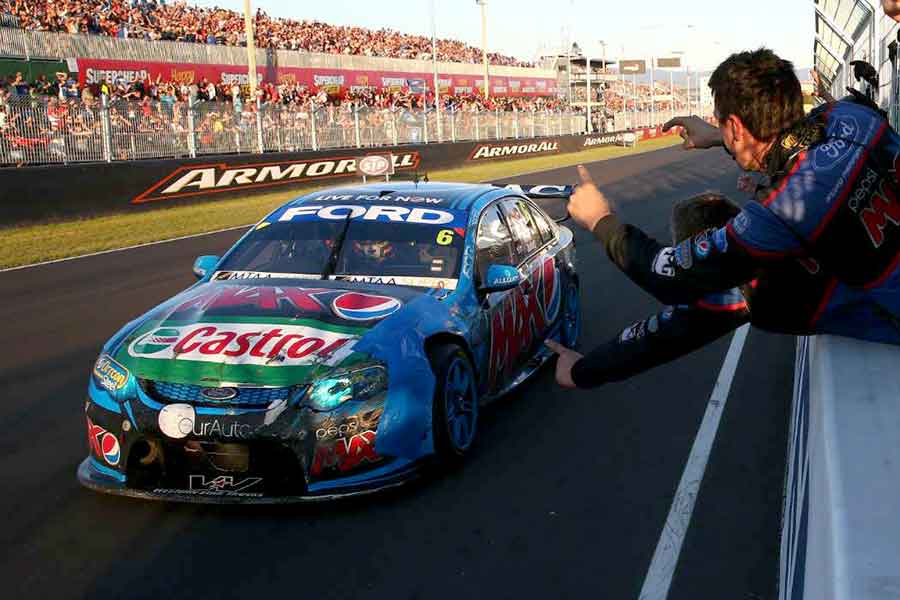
[0,0,533,67]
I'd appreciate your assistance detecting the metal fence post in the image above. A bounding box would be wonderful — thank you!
[514,109,519,139]
[495,108,501,140]
[255,99,264,154]
[354,103,362,148]
[423,110,429,144]
[391,110,398,145]
[450,108,457,142]
[100,95,112,163]
[186,99,197,158]
[531,109,536,138]
[474,110,480,140]
[310,100,319,151]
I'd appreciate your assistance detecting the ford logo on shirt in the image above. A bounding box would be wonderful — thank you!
[201,387,238,401]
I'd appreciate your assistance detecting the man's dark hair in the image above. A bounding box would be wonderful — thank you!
[671,192,741,243]
[709,48,804,141]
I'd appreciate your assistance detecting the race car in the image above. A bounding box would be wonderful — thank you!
[78,181,580,503]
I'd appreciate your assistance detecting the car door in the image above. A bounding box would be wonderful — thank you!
[474,202,521,393]
[501,196,563,345]
[478,198,550,389]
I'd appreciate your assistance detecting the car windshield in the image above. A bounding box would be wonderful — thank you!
[216,217,467,288]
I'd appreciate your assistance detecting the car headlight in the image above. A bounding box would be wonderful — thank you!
[92,354,131,396]
[306,365,387,411]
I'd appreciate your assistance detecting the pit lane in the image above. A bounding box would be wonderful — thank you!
[0,146,793,600]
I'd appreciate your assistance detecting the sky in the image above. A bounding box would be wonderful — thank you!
[191,0,815,72]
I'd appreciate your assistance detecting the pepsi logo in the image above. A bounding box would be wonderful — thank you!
[331,292,401,321]
[87,417,121,466]
[695,238,711,258]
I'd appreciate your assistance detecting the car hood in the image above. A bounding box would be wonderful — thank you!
[112,279,433,387]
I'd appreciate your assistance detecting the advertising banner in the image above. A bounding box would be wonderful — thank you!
[76,59,554,98]
[1,129,671,225]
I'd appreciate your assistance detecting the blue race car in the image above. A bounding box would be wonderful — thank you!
[79,182,581,502]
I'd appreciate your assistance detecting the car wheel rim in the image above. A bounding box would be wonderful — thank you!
[564,284,580,344]
[445,357,477,451]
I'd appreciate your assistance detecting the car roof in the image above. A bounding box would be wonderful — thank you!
[284,181,520,215]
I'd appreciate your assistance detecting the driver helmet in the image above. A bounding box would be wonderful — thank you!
[352,240,395,264]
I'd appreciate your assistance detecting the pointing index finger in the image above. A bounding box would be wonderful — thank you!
[577,165,595,186]
[662,116,686,132]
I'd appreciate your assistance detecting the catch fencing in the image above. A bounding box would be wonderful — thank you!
[0,95,587,166]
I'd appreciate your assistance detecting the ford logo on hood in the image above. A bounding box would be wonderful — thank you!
[201,387,238,401]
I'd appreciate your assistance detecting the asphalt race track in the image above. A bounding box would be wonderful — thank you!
[0,145,794,600]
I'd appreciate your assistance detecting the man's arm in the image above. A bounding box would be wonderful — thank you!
[569,298,749,388]
[568,163,812,307]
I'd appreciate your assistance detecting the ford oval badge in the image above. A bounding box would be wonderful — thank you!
[201,387,238,401]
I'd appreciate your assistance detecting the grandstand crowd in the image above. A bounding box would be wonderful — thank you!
[0,68,570,112]
[0,0,533,66]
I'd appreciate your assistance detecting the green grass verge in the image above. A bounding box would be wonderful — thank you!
[0,136,678,269]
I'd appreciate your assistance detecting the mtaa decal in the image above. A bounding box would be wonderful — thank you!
[331,292,402,321]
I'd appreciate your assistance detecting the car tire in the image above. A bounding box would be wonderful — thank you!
[562,279,581,348]
[429,343,478,463]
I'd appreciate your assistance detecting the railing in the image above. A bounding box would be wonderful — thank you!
[780,335,900,600]
[0,96,587,166]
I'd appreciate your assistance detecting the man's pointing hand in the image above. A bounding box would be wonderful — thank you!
[567,165,612,232]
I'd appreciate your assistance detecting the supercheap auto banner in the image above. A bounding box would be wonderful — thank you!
[76,58,559,98]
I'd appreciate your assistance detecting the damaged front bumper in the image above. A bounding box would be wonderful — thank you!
[78,364,430,504]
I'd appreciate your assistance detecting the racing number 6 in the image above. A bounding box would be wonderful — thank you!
[436,229,454,245]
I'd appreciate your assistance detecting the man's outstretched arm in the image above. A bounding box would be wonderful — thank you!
[548,299,749,389]
[567,165,811,306]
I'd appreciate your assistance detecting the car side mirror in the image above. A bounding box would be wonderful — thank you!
[478,264,522,294]
[192,255,220,279]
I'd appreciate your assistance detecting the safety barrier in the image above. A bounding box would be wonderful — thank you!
[0,95,587,167]
[779,335,900,600]
[0,127,658,225]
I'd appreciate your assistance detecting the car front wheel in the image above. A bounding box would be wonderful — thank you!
[430,344,478,463]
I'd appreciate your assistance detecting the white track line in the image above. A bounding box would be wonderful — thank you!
[638,323,750,600]
[1,142,676,274]
[0,224,252,274]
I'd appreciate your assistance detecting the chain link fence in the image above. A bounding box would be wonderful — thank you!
[0,95,589,167]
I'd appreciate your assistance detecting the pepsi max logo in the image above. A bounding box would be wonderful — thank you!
[695,236,711,259]
[331,293,401,321]
[87,417,121,466]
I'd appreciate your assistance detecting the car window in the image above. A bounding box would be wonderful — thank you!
[529,202,556,243]
[501,198,541,263]
[475,205,515,283]
[216,217,465,287]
